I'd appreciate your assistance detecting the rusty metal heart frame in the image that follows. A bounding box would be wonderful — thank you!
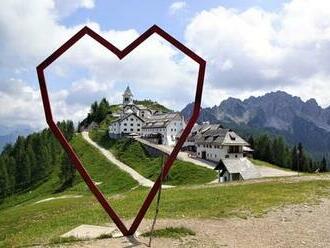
[36,25,205,236]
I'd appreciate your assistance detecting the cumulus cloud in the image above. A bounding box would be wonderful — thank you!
[0,0,198,130]
[185,0,330,107]
[169,1,187,15]
[0,78,43,128]
[0,78,89,130]
[2,0,330,133]
[54,0,95,18]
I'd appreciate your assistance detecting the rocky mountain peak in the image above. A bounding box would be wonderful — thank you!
[180,91,330,155]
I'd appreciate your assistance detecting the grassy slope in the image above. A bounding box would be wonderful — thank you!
[0,179,329,247]
[68,134,138,194]
[134,100,172,113]
[251,158,295,172]
[0,133,138,212]
[89,130,217,185]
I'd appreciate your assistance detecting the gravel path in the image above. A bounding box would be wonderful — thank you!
[81,132,174,188]
[258,166,297,177]
[135,137,216,170]
[68,198,330,248]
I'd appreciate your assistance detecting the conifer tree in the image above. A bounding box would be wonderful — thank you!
[248,136,254,149]
[291,145,298,171]
[5,156,17,195]
[321,157,327,172]
[0,157,9,200]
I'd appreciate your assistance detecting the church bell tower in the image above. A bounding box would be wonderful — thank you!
[123,86,133,105]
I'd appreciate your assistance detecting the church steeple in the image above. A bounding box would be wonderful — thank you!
[123,86,133,105]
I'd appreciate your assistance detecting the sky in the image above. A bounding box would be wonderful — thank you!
[1,0,330,132]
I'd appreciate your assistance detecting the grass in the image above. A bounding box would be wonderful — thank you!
[1,127,329,247]
[96,233,113,239]
[134,99,172,113]
[50,236,85,245]
[142,227,195,239]
[250,158,295,172]
[89,130,217,185]
[0,179,329,247]
[68,134,138,194]
[0,170,60,211]
[0,132,138,212]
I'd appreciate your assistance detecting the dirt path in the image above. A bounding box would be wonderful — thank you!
[134,137,216,170]
[33,195,82,205]
[67,198,330,248]
[81,132,174,188]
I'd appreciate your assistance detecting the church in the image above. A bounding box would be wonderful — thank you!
[108,86,185,146]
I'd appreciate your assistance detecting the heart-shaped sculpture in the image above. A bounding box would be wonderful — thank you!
[36,25,205,236]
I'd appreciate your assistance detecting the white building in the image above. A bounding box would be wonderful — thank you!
[108,113,144,136]
[108,86,185,145]
[215,157,261,182]
[141,112,185,146]
[185,123,259,183]
[192,124,249,162]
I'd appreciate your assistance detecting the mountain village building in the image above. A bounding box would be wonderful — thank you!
[141,112,185,146]
[180,123,258,182]
[194,124,249,161]
[108,86,185,146]
[181,123,249,161]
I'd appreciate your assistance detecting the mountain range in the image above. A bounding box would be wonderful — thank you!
[0,125,33,151]
[181,91,330,158]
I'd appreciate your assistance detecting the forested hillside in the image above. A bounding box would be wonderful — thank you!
[0,121,75,202]
[250,135,328,173]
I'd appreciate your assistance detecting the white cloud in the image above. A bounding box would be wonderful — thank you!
[169,1,187,15]
[185,0,330,107]
[2,0,330,133]
[0,78,43,128]
[54,0,95,18]
[0,0,198,130]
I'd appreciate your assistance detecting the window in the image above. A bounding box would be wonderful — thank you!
[130,118,134,121]
[137,129,140,132]
[130,128,133,132]
[124,123,127,126]
[228,146,240,153]
[137,123,140,126]
[124,128,127,131]
[130,123,133,126]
